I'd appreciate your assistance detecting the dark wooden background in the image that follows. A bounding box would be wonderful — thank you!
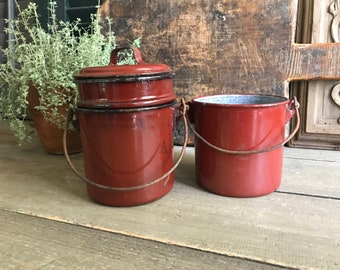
[107,0,297,100]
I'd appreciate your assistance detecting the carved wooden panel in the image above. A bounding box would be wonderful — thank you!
[306,82,340,135]
[289,0,340,150]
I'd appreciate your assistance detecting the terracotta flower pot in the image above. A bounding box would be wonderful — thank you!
[27,85,82,155]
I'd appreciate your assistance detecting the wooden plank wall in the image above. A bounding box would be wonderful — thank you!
[104,0,298,100]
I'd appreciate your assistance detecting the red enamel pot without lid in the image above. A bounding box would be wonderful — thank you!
[73,48,176,206]
[191,94,299,198]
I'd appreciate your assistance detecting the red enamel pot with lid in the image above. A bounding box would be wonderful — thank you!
[68,48,179,207]
[75,48,175,109]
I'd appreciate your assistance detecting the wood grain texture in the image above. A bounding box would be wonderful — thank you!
[2,210,282,270]
[104,0,340,92]
[107,0,298,99]
[287,43,340,81]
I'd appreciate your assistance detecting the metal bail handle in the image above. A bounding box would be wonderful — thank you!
[109,47,144,65]
[187,96,301,155]
[63,98,189,191]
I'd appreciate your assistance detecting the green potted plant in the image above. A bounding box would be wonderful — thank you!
[0,1,139,154]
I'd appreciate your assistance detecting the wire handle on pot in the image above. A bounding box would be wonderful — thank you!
[63,98,189,191]
[187,96,300,155]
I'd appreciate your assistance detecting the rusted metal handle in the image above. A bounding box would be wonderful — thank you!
[109,47,143,65]
[63,99,188,191]
[187,97,300,155]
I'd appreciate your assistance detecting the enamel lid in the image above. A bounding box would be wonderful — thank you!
[74,48,173,79]
[75,48,175,109]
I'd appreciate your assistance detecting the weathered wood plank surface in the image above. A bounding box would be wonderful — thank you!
[105,0,340,96]
[105,0,298,99]
[288,43,340,81]
[282,151,340,199]
[1,126,339,269]
[2,210,282,270]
